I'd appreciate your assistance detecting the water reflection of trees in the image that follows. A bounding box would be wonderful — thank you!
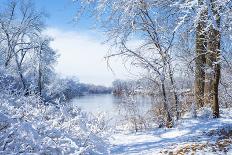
[112,94,159,132]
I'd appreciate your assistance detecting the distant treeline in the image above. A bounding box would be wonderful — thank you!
[112,78,158,96]
[0,0,112,103]
[60,78,112,100]
[112,77,192,96]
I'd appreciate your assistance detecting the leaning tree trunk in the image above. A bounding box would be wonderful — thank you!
[195,0,207,108]
[207,0,221,118]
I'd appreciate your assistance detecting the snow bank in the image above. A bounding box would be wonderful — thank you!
[0,93,109,154]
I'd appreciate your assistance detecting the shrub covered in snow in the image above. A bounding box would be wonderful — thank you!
[0,93,109,154]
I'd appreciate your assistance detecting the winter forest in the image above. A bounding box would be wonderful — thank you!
[0,0,232,154]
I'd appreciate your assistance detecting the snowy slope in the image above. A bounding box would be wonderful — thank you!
[109,108,232,155]
[0,91,231,154]
[0,93,109,154]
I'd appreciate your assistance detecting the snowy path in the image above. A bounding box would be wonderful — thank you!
[108,109,232,155]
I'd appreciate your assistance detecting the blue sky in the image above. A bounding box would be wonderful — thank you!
[0,0,134,86]
[36,0,89,30]
[34,0,133,86]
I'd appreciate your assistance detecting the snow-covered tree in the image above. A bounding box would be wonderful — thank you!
[0,0,57,96]
[74,0,232,119]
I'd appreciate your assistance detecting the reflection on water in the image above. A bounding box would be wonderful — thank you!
[71,94,119,119]
[71,94,155,120]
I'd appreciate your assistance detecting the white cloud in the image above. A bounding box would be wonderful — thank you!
[44,28,135,86]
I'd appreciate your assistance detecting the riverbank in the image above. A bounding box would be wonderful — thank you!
[0,91,231,154]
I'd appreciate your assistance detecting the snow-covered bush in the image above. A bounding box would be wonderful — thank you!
[115,94,156,132]
[0,93,109,154]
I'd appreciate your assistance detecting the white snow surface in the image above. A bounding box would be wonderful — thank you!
[0,92,231,154]
[109,108,232,155]
[0,93,109,154]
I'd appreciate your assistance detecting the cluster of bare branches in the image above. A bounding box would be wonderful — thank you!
[74,0,232,127]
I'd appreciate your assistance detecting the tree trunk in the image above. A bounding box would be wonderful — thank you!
[207,0,221,118]
[38,48,42,96]
[160,79,172,128]
[14,52,26,91]
[204,46,213,105]
[168,62,180,120]
[38,62,42,95]
[195,0,207,108]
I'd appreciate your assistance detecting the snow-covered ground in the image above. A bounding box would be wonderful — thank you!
[0,91,231,154]
[0,93,109,154]
[109,108,232,155]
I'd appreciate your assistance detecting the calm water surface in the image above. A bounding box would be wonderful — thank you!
[71,94,155,120]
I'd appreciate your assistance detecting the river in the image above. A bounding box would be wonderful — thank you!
[71,94,155,123]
